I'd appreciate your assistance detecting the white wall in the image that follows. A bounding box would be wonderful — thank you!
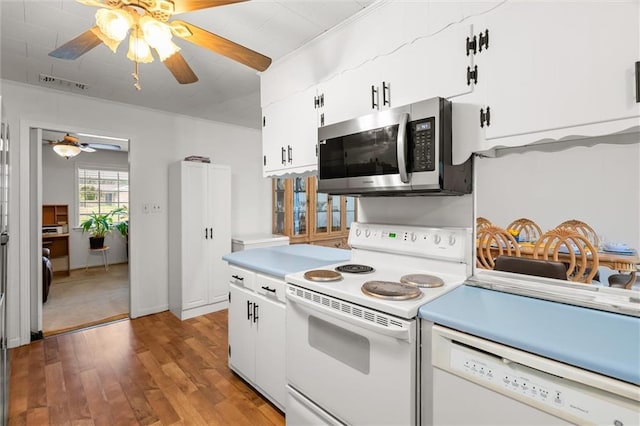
[42,147,129,269]
[2,79,272,346]
[475,142,640,250]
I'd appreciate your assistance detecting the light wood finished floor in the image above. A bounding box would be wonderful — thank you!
[9,310,285,425]
[43,263,129,336]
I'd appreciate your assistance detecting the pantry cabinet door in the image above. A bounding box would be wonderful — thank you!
[208,165,231,303]
[477,2,640,144]
[181,162,208,309]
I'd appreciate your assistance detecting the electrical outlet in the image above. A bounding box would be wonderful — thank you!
[152,203,161,213]
[143,203,150,214]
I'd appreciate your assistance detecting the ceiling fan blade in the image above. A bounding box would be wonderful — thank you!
[76,0,108,8]
[87,143,122,151]
[49,26,103,60]
[162,52,199,84]
[171,20,271,72]
[80,145,97,153]
[172,0,248,15]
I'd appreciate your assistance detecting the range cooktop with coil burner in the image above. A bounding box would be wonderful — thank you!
[286,222,473,319]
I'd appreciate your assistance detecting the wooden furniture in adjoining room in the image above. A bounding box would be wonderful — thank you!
[42,204,68,227]
[476,225,521,270]
[533,228,599,283]
[42,233,69,277]
[42,204,70,276]
[272,176,356,248]
[506,217,543,242]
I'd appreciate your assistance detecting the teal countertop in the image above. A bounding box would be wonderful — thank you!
[419,285,640,385]
[222,244,351,279]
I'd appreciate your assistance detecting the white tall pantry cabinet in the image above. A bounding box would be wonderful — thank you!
[169,161,231,320]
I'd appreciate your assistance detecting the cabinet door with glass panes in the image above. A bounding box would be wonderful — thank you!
[271,176,309,243]
[310,178,356,248]
[272,176,355,246]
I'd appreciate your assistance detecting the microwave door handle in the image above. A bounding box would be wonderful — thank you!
[397,113,410,183]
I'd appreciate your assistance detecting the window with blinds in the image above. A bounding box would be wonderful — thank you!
[77,167,129,225]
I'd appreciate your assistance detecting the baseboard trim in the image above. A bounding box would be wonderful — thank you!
[43,313,129,337]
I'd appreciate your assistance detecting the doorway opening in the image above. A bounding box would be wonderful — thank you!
[37,128,130,337]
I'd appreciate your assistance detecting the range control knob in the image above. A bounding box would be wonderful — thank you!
[410,232,417,242]
[365,229,371,238]
[355,228,362,237]
[449,234,456,246]
[434,234,441,244]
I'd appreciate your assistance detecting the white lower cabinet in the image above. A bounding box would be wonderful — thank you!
[228,270,286,410]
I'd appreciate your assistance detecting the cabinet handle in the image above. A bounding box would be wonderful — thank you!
[205,228,208,239]
[261,285,276,293]
[253,303,259,323]
[247,300,253,320]
[382,81,390,106]
[478,29,489,52]
[232,275,244,281]
[287,145,293,163]
[281,146,286,165]
[371,85,379,110]
[635,61,640,103]
[210,227,213,238]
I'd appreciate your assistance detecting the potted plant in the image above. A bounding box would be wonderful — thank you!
[80,207,125,249]
[116,219,129,257]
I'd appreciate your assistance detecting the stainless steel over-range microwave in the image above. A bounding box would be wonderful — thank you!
[317,97,472,196]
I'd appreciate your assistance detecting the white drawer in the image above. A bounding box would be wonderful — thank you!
[255,274,285,303]
[228,265,256,291]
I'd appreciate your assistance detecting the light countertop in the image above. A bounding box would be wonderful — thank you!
[419,284,640,385]
[223,244,350,279]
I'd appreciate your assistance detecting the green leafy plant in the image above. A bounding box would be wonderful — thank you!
[115,220,128,239]
[80,207,126,238]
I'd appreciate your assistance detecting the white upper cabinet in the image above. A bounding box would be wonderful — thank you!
[262,86,318,177]
[470,1,640,151]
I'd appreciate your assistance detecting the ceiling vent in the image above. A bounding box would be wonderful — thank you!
[39,74,88,91]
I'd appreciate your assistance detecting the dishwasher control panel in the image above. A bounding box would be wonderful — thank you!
[449,346,638,425]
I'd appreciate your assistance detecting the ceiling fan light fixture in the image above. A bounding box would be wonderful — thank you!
[90,26,121,53]
[140,16,172,47]
[127,33,154,63]
[95,8,132,42]
[53,143,82,159]
[155,40,181,61]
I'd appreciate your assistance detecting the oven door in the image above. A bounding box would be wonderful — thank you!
[286,285,418,425]
[317,107,411,195]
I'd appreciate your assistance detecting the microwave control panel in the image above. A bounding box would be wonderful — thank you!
[409,117,436,172]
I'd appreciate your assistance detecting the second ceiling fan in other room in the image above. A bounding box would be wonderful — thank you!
[45,134,121,159]
[49,0,272,89]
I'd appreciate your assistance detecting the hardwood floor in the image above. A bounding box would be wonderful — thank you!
[8,310,286,425]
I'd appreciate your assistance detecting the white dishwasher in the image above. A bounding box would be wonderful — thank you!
[430,325,640,425]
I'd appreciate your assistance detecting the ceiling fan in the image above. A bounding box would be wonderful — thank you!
[49,0,272,89]
[45,134,121,159]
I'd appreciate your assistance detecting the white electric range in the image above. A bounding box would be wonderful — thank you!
[284,222,472,425]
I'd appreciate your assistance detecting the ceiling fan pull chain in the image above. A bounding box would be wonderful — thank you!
[132,61,141,91]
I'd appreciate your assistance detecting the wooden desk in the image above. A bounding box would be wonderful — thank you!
[42,233,70,276]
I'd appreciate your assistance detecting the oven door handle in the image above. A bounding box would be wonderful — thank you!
[286,290,413,342]
[397,112,410,183]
